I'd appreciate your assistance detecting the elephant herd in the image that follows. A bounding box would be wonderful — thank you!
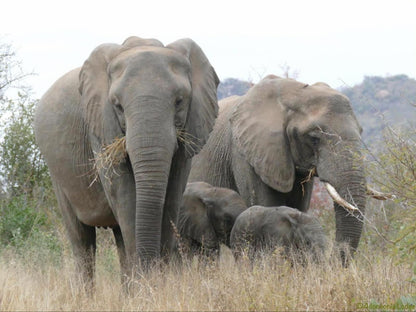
[179,182,327,261]
[34,36,389,286]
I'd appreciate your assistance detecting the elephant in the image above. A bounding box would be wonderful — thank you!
[230,205,327,261]
[189,75,382,263]
[34,36,219,286]
[177,181,248,255]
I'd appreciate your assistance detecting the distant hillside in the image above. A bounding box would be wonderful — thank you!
[341,75,416,143]
[218,75,416,143]
[217,78,252,100]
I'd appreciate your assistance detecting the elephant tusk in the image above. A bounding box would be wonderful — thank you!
[324,183,359,212]
[366,186,396,200]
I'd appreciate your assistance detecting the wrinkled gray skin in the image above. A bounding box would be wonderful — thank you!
[190,75,366,263]
[34,37,219,286]
[230,206,327,261]
[230,206,326,259]
[178,182,247,254]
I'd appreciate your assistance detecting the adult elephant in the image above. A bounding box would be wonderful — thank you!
[190,75,379,262]
[34,36,219,285]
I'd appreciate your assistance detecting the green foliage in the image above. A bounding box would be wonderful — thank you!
[0,195,46,246]
[0,40,58,262]
[0,92,51,196]
[366,124,416,263]
[0,195,62,266]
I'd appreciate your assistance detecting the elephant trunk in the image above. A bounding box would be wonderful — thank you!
[126,111,177,271]
[318,141,366,263]
[333,172,366,258]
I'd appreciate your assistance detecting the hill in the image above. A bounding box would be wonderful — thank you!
[341,75,416,142]
[217,78,252,100]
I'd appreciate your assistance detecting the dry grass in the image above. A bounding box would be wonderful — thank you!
[0,241,414,311]
[91,137,127,183]
[92,129,201,175]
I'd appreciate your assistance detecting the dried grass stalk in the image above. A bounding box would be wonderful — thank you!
[90,129,198,184]
[176,128,201,156]
[95,137,127,170]
[90,137,127,185]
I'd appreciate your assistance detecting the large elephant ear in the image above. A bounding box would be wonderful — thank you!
[78,37,164,141]
[79,43,122,139]
[167,39,220,157]
[230,75,295,193]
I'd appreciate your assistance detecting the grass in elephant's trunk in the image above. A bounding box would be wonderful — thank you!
[0,230,414,311]
[91,137,127,183]
[92,129,198,181]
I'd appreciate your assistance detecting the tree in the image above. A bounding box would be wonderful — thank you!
[0,92,50,197]
[0,40,29,101]
[0,39,47,197]
[367,122,416,262]
[0,39,57,253]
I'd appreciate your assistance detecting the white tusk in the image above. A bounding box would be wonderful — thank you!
[324,183,359,212]
[366,186,396,200]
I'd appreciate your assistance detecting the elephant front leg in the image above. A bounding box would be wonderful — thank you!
[91,147,137,284]
[112,226,133,294]
[161,146,191,259]
[54,184,97,292]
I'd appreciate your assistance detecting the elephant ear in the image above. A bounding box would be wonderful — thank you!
[79,43,122,140]
[230,75,295,193]
[167,39,220,157]
[179,190,217,246]
[78,37,164,142]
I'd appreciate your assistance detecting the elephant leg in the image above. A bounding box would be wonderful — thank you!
[112,226,131,292]
[54,184,96,290]
[161,146,191,259]
[89,136,136,275]
[100,171,136,278]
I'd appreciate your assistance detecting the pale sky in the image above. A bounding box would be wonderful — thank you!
[2,0,415,98]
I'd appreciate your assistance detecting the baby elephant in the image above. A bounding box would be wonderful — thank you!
[230,206,327,261]
[177,182,247,254]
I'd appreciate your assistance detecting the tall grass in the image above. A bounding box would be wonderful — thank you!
[0,237,414,311]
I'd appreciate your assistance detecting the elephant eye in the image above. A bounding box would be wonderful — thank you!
[175,96,184,108]
[310,136,320,147]
[111,96,123,112]
[307,130,321,147]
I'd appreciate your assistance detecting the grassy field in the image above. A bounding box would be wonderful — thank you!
[1,233,415,311]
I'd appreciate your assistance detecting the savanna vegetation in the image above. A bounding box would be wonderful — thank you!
[0,39,415,311]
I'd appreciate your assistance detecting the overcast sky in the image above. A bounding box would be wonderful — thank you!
[2,0,415,98]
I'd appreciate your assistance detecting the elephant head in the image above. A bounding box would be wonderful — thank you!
[230,205,327,261]
[230,75,366,262]
[178,182,247,253]
[79,37,219,268]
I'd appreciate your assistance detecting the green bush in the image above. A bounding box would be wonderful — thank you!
[0,195,45,246]
[366,124,416,263]
[0,195,62,261]
[0,42,59,262]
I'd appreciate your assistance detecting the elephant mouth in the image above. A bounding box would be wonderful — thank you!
[324,182,394,213]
